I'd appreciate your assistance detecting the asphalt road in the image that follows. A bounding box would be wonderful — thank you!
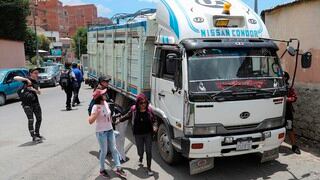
[0,86,319,180]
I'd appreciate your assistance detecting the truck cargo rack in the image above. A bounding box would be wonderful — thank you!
[111,8,156,24]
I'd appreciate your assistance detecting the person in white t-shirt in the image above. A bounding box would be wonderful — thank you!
[88,89,127,178]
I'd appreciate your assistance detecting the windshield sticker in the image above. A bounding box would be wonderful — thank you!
[216,80,268,89]
[201,29,259,38]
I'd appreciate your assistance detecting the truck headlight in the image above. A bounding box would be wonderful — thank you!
[193,126,217,135]
[260,117,285,129]
[184,125,218,136]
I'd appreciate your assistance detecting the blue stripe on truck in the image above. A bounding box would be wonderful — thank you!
[88,21,147,32]
[160,0,180,38]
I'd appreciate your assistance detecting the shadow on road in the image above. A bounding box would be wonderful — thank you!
[123,166,160,180]
[18,141,42,147]
[279,145,295,156]
[89,150,99,159]
[60,108,78,112]
[122,124,308,180]
[4,99,20,105]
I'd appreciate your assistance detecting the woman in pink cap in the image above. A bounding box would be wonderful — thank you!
[88,89,127,178]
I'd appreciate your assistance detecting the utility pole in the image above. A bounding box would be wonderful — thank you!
[33,0,40,67]
[254,0,258,14]
[78,38,81,61]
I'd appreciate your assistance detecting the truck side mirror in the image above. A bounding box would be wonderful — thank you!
[287,46,296,56]
[301,52,312,69]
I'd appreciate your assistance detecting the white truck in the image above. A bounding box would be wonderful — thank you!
[86,0,312,175]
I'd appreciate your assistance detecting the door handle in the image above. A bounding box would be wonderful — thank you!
[158,93,165,98]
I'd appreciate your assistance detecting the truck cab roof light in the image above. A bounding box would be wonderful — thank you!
[222,2,232,15]
[215,18,230,27]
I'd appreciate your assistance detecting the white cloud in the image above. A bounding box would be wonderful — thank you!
[60,0,112,17]
[96,4,112,17]
[60,0,85,6]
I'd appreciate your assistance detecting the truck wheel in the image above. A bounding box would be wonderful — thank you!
[0,93,6,106]
[157,123,180,165]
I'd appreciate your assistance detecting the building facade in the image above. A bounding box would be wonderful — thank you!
[27,1,108,38]
[64,4,97,37]
[262,0,320,149]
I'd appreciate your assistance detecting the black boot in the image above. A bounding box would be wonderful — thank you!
[292,145,301,154]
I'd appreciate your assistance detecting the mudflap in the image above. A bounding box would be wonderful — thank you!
[189,158,214,175]
[260,148,279,163]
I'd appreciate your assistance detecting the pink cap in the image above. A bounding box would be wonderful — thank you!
[93,89,107,100]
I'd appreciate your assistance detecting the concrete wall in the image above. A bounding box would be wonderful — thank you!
[0,39,25,69]
[263,0,320,148]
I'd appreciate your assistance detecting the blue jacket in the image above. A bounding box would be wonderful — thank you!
[72,68,83,84]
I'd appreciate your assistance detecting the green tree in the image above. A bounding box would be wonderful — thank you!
[72,27,87,59]
[38,34,50,51]
[0,0,30,41]
[24,28,37,60]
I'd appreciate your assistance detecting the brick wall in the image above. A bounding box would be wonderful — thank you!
[294,84,320,149]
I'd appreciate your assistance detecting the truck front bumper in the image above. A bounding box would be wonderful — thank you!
[181,128,285,159]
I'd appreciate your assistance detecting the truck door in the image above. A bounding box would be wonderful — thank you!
[153,47,184,130]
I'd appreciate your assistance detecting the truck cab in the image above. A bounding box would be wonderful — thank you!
[151,0,287,173]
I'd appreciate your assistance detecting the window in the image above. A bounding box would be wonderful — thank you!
[152,48,161,77]
[159,49,180,81]
[5,72,16,82]
[15,71,26,77]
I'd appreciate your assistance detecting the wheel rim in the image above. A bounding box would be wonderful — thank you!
[159,129,171,157]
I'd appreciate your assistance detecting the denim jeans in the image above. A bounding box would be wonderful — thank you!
[96,129,121,171]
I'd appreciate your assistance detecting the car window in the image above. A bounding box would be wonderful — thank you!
[6,72,16,82]
[0,71,6,82]
[15,70,25,77]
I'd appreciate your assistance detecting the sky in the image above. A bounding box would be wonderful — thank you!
[60,0,295,18]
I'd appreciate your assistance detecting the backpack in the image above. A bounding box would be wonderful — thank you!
[59,70,72,89]
[18,84,36,104]
[88,99,95,116]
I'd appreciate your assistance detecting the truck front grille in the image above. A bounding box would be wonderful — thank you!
[225,124,259,131]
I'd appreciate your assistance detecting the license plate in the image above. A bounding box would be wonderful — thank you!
[236,139,252,151]
[40,80,44,83]
[189,158,214,175]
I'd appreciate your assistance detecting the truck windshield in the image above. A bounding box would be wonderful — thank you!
[188,48,285,94]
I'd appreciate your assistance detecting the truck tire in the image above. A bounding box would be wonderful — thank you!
[157,123,180,165]
[0,93,6,106]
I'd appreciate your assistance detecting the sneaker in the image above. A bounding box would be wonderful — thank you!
[292,145,301,154]
[115,168,127,178]
[120,157,130,164]
[100,170,110,178]
[32,136,41,142]
[66,107,72,111]
[72,104,76,107]
[147,169,154,176]
[35,134,44,140]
